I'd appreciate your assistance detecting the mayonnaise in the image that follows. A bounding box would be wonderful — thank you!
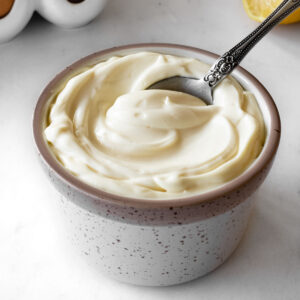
[44,52,265,199]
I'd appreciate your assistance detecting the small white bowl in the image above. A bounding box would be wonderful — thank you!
[0,0,107,43]
[33,43,281,286]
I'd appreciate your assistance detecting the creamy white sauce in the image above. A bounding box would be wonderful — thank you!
[44,52,265,199]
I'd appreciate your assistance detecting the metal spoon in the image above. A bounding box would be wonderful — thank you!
[149,0,300,105]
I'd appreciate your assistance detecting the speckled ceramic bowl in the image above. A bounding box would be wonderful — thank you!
[33,44,281,286]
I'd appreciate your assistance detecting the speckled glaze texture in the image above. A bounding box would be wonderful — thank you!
[33,44,281,286]
[59,194,253,286]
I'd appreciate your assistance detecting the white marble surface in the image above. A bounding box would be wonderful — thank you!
[0,0,300,299]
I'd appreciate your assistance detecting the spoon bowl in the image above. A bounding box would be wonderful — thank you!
[149,77,213,105]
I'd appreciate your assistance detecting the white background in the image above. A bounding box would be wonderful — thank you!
[0,1,300,299]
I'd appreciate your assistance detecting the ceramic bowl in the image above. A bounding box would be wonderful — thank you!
[33,44,281,286]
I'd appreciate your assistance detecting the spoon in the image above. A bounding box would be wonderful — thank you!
[149,0,300,105]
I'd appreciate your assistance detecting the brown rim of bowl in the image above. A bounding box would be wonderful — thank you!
[33,43,281,209]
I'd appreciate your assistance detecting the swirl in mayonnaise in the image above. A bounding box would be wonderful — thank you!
[44,52,265,199]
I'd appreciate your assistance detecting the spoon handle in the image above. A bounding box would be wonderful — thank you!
[203,0,300,88]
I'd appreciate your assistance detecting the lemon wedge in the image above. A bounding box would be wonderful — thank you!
[243,0,300,24]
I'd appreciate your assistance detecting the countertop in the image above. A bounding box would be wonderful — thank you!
[0,1,299,299]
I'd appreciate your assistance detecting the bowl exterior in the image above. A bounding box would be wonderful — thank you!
[39,154,274,286]
[59,192,253,286]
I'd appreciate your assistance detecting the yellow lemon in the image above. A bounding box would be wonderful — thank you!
[243,0,300,24]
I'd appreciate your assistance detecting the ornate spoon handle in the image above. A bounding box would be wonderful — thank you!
[204,0,300,88]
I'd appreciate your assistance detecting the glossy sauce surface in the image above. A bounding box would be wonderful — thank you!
[44,52,265,199]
